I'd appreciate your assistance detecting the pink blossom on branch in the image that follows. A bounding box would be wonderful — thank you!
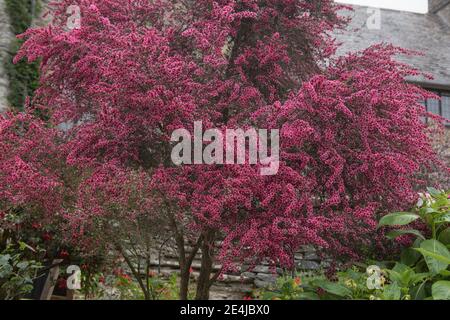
[0,112,63,219]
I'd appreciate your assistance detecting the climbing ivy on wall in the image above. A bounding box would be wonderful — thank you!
[4,0,41,110]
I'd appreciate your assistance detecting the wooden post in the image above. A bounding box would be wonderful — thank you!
[39,259,63,300]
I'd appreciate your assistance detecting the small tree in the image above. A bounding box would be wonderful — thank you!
[14,0,448,300]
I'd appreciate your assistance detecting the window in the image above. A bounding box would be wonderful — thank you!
[443,95,450,120]
[421,90,450,126]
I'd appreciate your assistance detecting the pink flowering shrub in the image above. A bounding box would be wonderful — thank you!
[0,112,63,229]
[0,110,72,263]
[8,0,449,299]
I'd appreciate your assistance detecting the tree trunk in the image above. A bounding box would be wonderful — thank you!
[195,232,215,300]
[179,267,190,300]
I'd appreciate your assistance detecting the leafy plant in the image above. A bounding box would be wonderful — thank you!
[256,275,320,300]
[306,267,388,300]
[258,264,428,301]
[113,272,145,300]
[378,188,450,300]
[96,272,193,300]
[257,268,384,300]
[0,242,42,300]
[257,190,450,301]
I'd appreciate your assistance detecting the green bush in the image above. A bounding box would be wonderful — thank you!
[0,242,42,300]
[377,188,450,300]
[258,189,450,300]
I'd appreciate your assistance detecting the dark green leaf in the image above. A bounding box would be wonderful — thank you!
[427,187,441,196]
[439,228,450,245]
[432,281,450,300]
[314,280,352,298]
[383,282,401,300]
[378,212,420,228]
[401,248,422,266]
[415,240,450,274]
[386,229,425,240]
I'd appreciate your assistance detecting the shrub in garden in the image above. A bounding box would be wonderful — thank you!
[378,188,450,300]
[0,111,74,298]
[0,112,66,253]
[10,0,449,300]
[0,242,42,300]
[259,189,450,300]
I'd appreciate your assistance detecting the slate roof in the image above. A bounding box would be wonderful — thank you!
[334,3,450,90]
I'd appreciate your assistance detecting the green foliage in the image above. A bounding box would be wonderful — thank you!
[256,275,320,300]
[258,189,450,301]
[378,212,421,228]
[379,188,449,240]
[256,268,381,300]
[258,264,429,300]
[5,0,39,34]
[91,272,194,300]
[432,281,450,300]
[378,189,450,276]
[3,0,41,110]
[0,242,42,300]
[150,273,196,300]
[113,272,146,300]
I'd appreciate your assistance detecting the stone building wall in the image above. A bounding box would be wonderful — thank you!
[429,0,450,14]
[430,128,450,186]
[436,3,450,25]
[429,0,450,28]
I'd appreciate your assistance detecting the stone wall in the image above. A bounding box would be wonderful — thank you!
[143,240,325,300]
[430,128,450,187]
